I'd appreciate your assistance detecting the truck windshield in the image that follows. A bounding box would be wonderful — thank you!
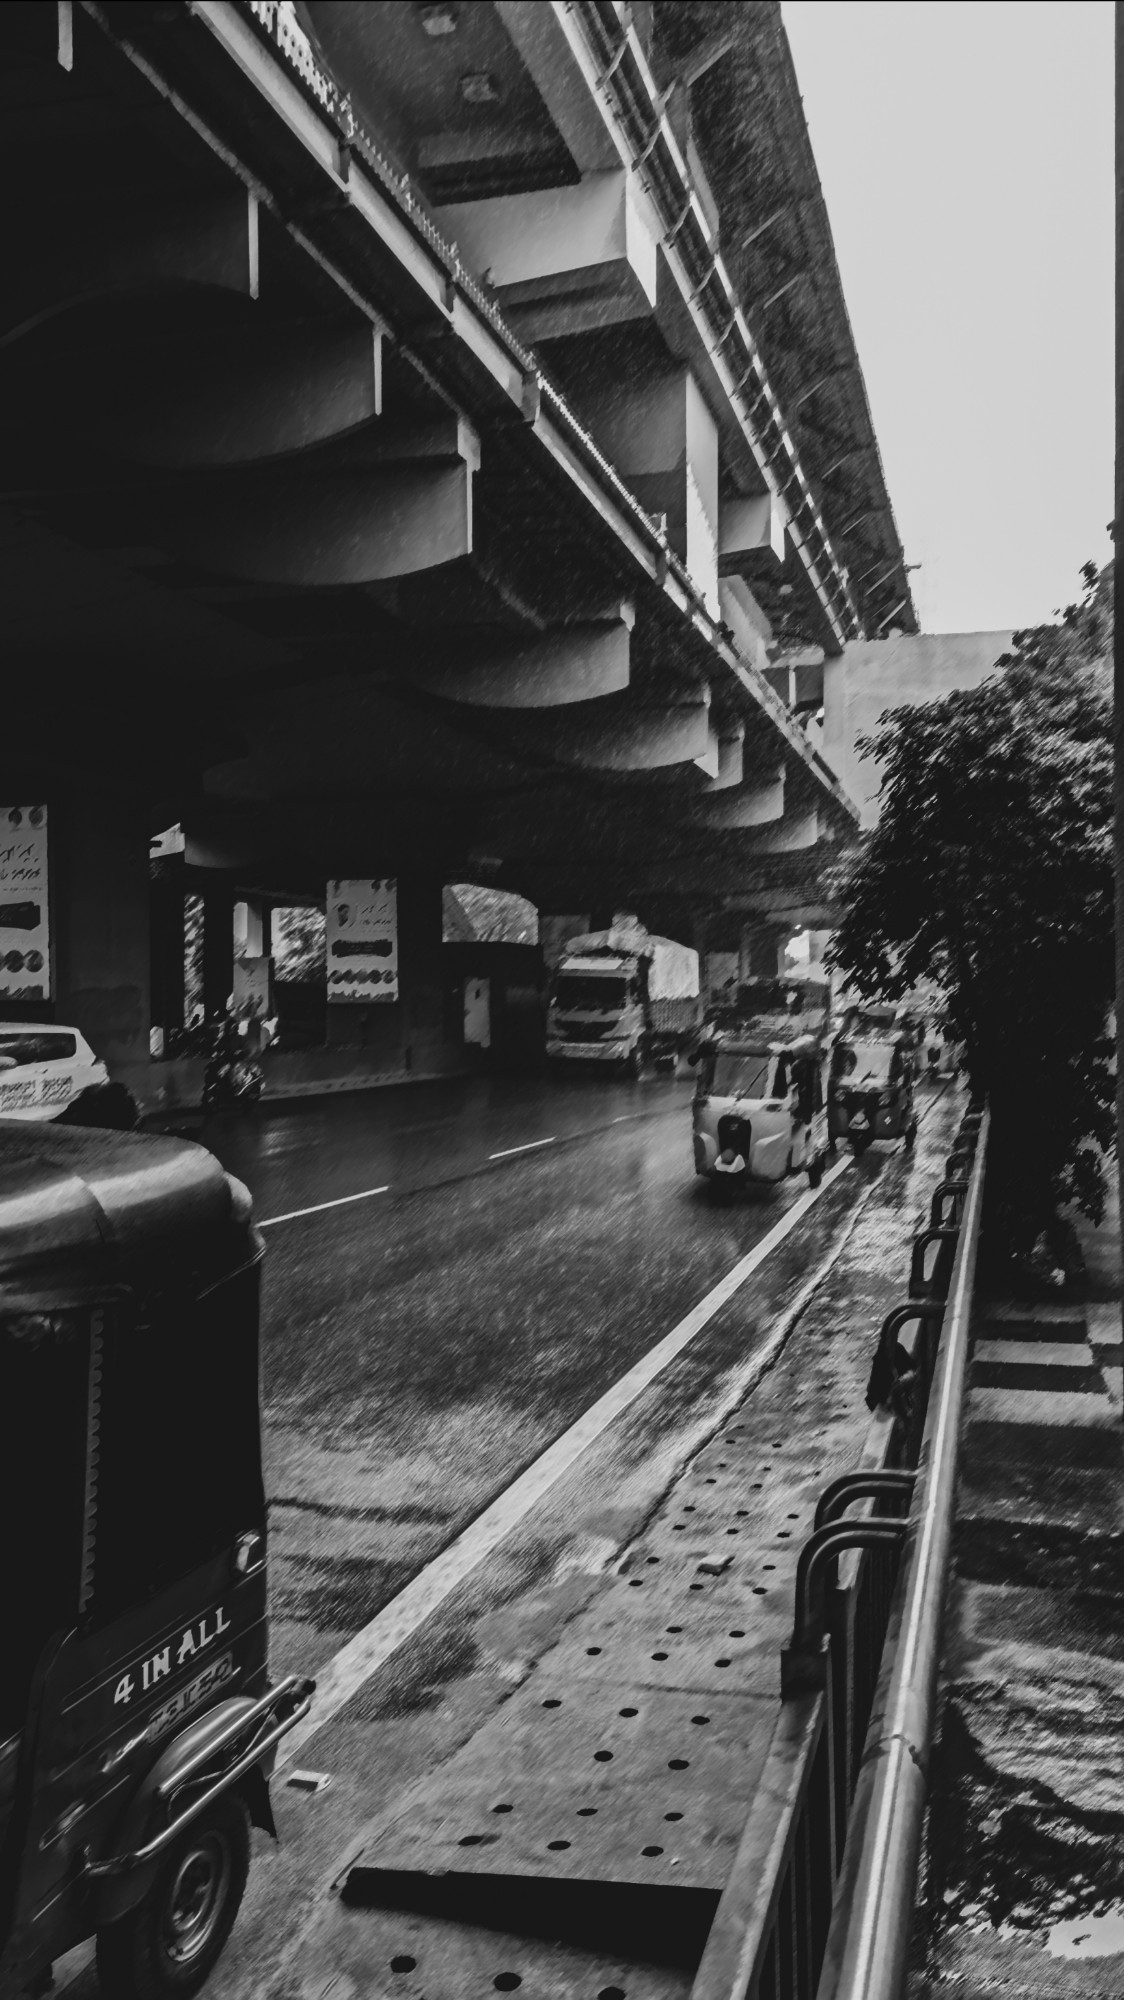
[711,1053,773,1099]
[553,975,629,1011]
[1,1304,90,1736]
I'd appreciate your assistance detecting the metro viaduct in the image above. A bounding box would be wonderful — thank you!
[0,1,914,1107]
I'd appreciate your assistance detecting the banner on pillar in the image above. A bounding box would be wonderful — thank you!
[0,805,49,1003]
[326,879,398,1003]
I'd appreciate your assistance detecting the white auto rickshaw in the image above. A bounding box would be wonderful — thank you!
[691,981,831,1193]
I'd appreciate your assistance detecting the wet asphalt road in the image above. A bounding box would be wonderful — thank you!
[198,1072,854,1680]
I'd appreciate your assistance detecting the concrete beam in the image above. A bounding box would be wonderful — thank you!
[581,366,720,615]
[495,2,620,174]
[794,658,825,709]
[514,690,718,777]
[718,576,771,674]
[437,172,658,339]
[691,768,785,829]
[89,322,382,469]
[410,607,633,708]
[720,491,787,568]
[143,420,478,586]
[4,191,259,344]
[739,810,820,854]
[699,724,744,792]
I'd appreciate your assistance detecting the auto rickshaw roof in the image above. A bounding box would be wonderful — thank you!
[714,1024,826,1055]
[833,1027,909,1050]
[0,1121,249,1282]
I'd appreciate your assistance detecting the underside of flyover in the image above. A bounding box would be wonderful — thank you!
[0,2,865,1098]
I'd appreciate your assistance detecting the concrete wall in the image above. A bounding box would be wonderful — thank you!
[822,631,1014,827]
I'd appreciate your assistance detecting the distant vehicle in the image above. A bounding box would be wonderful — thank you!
[692,978,832,1192]
[546,923,700,1076]
[0,1023,137,1128]
[828,1024,918,1155]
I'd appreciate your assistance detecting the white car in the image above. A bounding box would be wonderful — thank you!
[0,1022,118,1122]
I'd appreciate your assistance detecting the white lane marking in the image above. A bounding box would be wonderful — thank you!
[259,1186,389,1228]
[276,1150,853,1764]
[257,1103,680,1226]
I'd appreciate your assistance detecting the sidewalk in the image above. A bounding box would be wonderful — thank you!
[909,1181,1124,1996]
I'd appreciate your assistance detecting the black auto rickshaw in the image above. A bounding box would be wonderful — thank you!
[0,1120,313,1998]
[828,1021,918,1155]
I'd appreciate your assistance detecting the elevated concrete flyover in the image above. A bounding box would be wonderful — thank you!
[0,1,907,1103]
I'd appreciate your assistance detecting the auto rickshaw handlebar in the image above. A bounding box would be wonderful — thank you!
[84,1674,315,1879]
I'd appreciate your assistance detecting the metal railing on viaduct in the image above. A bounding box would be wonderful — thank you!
[690,1102,989,2000]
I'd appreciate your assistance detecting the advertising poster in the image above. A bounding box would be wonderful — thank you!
[326,879,398,1003]
[0,805,50,1003]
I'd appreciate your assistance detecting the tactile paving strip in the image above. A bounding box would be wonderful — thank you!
[354,1678,777,1889]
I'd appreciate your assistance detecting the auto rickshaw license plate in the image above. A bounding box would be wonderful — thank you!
[146,1652,235,1742]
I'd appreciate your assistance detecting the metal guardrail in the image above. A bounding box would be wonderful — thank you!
[815,1107,989,2000]
[690,1102,988,2000]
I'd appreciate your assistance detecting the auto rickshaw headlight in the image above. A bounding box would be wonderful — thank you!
[234,1528,265,1575]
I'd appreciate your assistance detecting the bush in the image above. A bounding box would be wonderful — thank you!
[829,563,1113,1268]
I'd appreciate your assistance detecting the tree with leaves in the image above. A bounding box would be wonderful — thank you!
[829,563,1113,1274]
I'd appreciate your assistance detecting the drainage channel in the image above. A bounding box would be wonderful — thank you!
[311,1092,963,2000]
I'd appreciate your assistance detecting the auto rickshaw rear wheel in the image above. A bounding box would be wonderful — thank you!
[95,1791,251,1999]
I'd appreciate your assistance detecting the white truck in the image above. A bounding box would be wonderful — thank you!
[545,922,700,1076]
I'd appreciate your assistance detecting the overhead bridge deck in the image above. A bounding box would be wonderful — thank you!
[287,1085,967,2000]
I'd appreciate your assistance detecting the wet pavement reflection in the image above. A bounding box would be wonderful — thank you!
[196,1074,861,1678]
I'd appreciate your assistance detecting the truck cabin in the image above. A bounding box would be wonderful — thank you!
[549,962,643,1016]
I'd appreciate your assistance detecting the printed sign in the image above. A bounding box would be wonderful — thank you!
[0,806,49,1002]
[326,879,398,1003]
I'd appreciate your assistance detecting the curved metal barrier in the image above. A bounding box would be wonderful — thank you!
[689,1102,988,2000]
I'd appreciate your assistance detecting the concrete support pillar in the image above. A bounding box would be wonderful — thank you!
[233,897,264,959]
[51,789,151,1077]
[807,928,831,972]
[326,871,455,1077]
[738,922,788,983]
[149,853,185,1040]
[203,883,235,1018]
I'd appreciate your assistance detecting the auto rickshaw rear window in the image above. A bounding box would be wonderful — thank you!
[0,1303,90,1736]
[82,1261,265,1629]
[834,1040,895,1082]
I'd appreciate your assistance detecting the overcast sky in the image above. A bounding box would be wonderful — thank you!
[783,0,1113,636]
